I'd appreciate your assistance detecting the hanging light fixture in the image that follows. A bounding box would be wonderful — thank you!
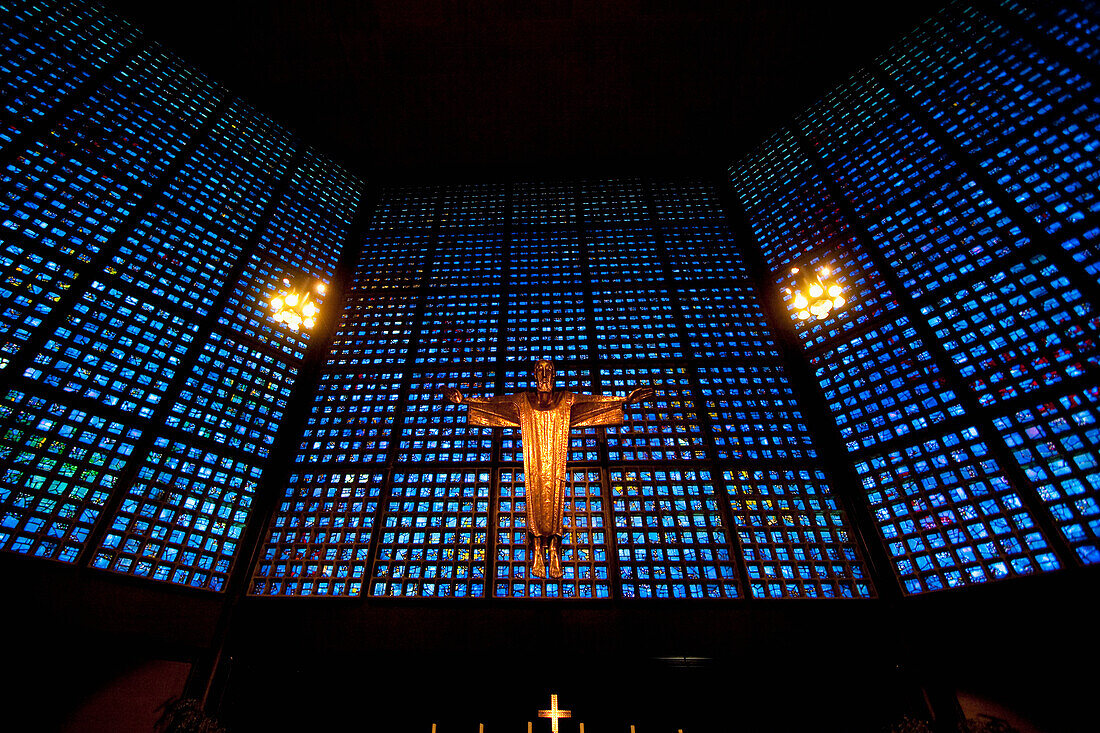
[784,265,845,321]
[270,276,326,331]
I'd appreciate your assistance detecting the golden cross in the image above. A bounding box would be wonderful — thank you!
[537,693,572,733]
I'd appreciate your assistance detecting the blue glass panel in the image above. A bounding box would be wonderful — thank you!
[430,229,507,288]
[698,364,817,461]
[296,369,402,466]
[28,282,198,417]
[512,182,576,226]
[811,315,966,453]
[398,369,496,463]
[251,471,383,597]
[327,292,415,368]
[165,331,295,460]
[725,468,871,598]
[93,436,261,592]
[922,253,1100,407]
[994,386,1100,565]
[502,290,587,362]
[415,292,501,365]
[853,428,1060,594]
[0,387,141,562]
[592,288,683,359]
[611,468,739,599]
[679,286,779,360]
[603,366,706,462]
[0,236,80,370]
[369,470,490,598]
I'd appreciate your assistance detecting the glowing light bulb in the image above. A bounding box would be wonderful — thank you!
[288,321,299,331]
[790,267,800,274]
[820,267,831,277]
[272,311,284,323]
[304,317,316,329]
[832,296,845,309]
[315,282,327,294]
[792,293,808,309]
[828,284,841,298]
[285,293,300,307]
[797,310,810,320]
[303,302,317,317]
[808,283,824,298]
[271,296,284,310]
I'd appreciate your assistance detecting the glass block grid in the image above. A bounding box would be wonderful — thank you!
[326,292,416,368]
[255,190,348,285]
[678,286,780,360]
[603,366,706,462]
[368,470,490,598]
[495,468,610,598]
[29,282,198,418]
[866,172,1032,300]
[997,1,1099,69]
[414,292,500,365]
[651,181,726,222]
[854,428,1060,595]
[1,137,138,262]
[512,182,576,226]
[429,230,507,287]
[508,231,583,287]
[811,315,967,453]
[0,387,141,563]
[93,436,261,592]
[724,468,871,598]
[250,471,383,597]
[579,178,649,223]
[440,183,507,230]
[355,229,433,290]
[295,370,403,466]
[216,252,320,362]
[1059,224,1100,286]
[289,148,362,223]
[398,369,496,463]
[592,289,683,360]
[662,224,746,281]
[165,331,295,460]
[779,239,901,352]
[370,185,439,230]
[58,45,221,190]
[501,291,588,361]
[698,365,817,461]
[206,101,295,182]
[108,200,243,317]
[163,140,281,239]
[0,4,137,147]
[499,367,598,463]
[800,70,956,216]
[994,386,1100,565]
[921,253,1100,407]
[0,237,81,370]
[730,130,853,269]
[611,468,738,598]
[587,227,665,284]
[882,7,1100,236]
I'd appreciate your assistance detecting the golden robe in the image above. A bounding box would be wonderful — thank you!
[464,391,627,537]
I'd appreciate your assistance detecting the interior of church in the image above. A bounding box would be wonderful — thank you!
[1,1,1098,731]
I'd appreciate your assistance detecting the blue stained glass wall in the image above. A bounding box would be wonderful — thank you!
[731,0,1100,593]
[252,177,873,600]
[0,0,363,591]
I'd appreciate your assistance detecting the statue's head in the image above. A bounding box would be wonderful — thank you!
[533,359,555,393]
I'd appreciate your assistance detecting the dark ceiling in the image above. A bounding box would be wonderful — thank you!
[103,0,945,180]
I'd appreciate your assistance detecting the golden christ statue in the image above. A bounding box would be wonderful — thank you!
[444,359,653,578]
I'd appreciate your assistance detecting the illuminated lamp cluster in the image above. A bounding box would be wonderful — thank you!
[784,266,844,320]
[270,276,325,331]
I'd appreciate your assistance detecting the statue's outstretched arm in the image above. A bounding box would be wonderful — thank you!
[626,387,655,405]
[445,389,521,428]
